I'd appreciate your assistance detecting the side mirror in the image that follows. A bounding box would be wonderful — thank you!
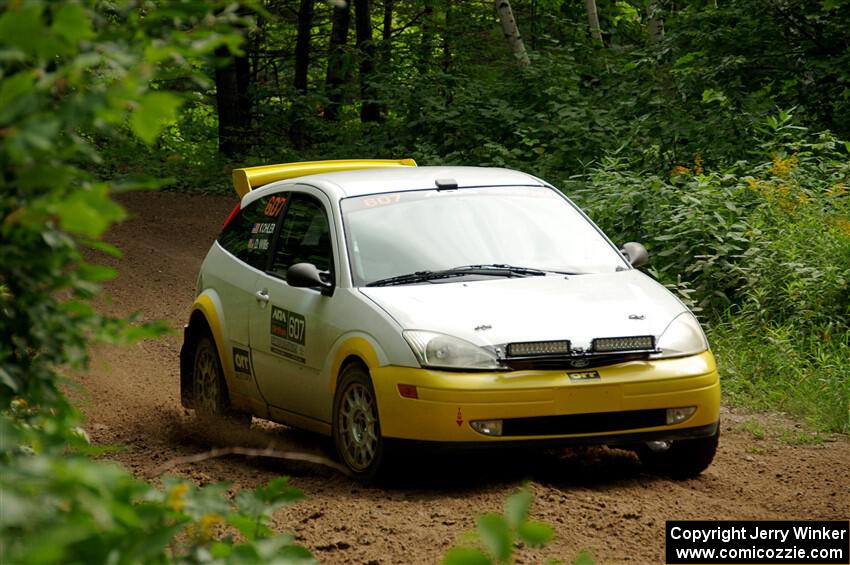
[286,262,334,296]
[620,242,649,268]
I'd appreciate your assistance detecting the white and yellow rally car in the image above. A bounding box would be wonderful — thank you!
[180,159,720,480]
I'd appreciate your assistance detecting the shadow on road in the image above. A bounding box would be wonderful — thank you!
[159,412,663,493]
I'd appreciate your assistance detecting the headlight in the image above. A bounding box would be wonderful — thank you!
[402,330,502,370]
[654,313,709,358]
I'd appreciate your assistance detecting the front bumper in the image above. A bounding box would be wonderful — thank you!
[371,350,720,444]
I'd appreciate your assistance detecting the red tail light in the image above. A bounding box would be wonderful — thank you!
[221,202,241,230]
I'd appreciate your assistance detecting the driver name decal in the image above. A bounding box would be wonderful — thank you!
[270,305,306,363]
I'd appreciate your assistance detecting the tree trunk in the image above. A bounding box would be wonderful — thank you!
[324,0,351,121]
[420,0,435,73]
[646,1,664,43]
[442,0,452,72]
[494,0,530,66]
[382,0,393,65]
[293,0,315,94]
[354,0,382,122]
[215,46,251,157]
[585,0,603,45]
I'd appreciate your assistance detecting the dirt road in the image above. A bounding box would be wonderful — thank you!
[75,192,849,564]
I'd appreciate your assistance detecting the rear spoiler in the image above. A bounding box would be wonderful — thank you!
[232,158,417,198]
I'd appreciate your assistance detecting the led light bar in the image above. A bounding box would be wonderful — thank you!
[591,335,655,353]
[506,340,570,357]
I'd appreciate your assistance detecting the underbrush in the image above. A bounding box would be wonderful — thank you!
[568,120,850,433]
[710,319,850,433]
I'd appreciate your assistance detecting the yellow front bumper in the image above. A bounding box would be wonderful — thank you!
[371,351,720,443]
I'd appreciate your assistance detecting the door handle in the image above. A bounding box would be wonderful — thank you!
[255,289,270,303]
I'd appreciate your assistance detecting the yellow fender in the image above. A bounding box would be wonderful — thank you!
[191,293,229,379]
[328,336,383,396]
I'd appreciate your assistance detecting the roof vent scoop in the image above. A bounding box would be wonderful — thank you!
[435,178,459,190]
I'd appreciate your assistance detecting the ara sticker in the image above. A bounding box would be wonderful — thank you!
[233,347,253,379]
[270,305,306,363]
[568,370,600,381]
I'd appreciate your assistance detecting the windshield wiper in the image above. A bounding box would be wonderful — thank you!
[366,264,549,287]
[445,264,548,276]
[366,270,470,287]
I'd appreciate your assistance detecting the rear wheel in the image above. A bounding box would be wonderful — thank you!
[333,364,385,481]
[637,425,719,479]
[192,335,251,425]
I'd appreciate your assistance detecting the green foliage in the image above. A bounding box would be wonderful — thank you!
[0,2,316,563]
[0,437,312,564]
[442,487,572,565]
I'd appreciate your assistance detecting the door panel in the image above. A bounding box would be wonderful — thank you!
[249,190,341,422]
[209,194,285,403]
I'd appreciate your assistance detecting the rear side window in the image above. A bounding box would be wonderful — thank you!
[270,193,333,277]
[218,194,288,270]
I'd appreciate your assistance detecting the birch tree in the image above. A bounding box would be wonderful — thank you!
[494,0,530,66]
[585,0,603,45]
[646,2,664,42]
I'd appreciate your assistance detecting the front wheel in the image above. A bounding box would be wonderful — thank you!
[637,425,719,479]
[332,364,385,481]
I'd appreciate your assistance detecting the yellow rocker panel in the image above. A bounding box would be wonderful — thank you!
[232,158,418,197]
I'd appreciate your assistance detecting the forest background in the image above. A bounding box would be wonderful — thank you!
[1,0,848,562]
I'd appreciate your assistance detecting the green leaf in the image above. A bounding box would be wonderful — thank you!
[517,520,554,547]
[79,239,123,258]
[0,4,44,58]
[442,547,492,565]
[52,4,94,44]
[274,544,315,561]
[572,550,596,565]
[130,92,182,145]
[0,71,35,124]
[77,263,117,283]
[210,541,232,558]
[227,513,263,542]
[0,368,19,393]
[476,513,511,562]
[52,184,126,238]
[504,488,532,529]
[255,476,304,505]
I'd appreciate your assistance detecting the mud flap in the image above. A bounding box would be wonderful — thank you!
[179,325,193,408]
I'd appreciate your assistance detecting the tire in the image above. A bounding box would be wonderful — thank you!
[637,425,719,479]
[191,335,251,425]
[332,364,385,481]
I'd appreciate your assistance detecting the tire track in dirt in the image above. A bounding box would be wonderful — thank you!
[74,191,850,564]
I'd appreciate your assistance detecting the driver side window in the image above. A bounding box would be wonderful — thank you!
[271,193,333,278]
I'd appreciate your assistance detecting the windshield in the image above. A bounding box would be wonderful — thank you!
[341,186,627,286]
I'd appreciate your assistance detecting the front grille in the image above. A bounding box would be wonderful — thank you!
[503,352,650,370]
[501,408,667,437]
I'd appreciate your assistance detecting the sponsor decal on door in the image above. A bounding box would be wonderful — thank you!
[270,305,306,363]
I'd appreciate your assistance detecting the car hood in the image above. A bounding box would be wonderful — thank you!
[359,270,687,349]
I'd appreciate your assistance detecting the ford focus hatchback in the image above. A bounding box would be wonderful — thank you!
[180,159,720,480]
